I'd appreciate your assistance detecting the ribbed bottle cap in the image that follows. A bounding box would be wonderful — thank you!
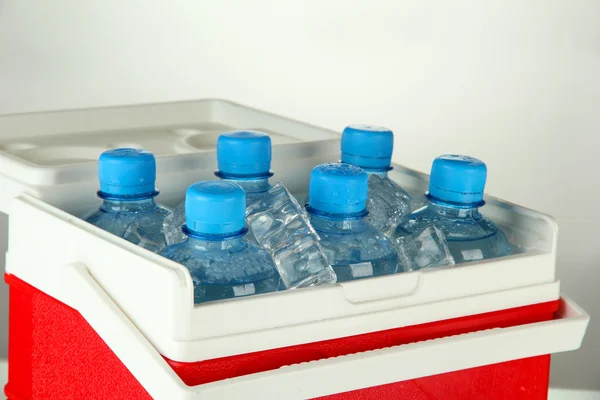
[308,163,368,215]
[216,130,272,177]
[185,181,246,235]
[341,124,394,169]
[98,148,157,198]
[428,154,487,205]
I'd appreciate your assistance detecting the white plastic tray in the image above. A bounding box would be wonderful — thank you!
[0,99,339,215]
[2,99,561,363]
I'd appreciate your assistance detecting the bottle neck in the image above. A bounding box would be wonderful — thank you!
[100,197,158,213]
[427,199,481,218]
[308,212,368,233]
[185,235,246,250]
[350,164,391,178]
[220,177,271,193]
[365,169,388,178]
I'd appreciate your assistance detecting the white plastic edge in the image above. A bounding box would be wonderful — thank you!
[61,262,190,398]
[62,262,589,400]
[6,193,560,362]
[0,99,340,186]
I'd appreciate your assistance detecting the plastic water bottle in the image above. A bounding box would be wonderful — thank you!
[163,130,272,244]
[82,148,172,253]
[215,130,275,214]
[341,125,413,236]
[306,163,401,282]
[392,155,511,264]
[161,181,280,303]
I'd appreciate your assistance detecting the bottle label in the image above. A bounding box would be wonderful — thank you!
[461,249,484,261]
[232,283,256,297]
[349,262,374,278]
[458,209,470,217]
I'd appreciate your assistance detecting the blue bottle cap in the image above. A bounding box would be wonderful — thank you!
[184,181,246,235]
[98,148,158,199]
[341,125,394,170]
[308,163,368,215]
[427,154,487,206]
[216,131,272,178]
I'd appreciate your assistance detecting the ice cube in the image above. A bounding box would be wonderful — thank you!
[393,225,455,271]
[247,182,337,289]
[366,174,413,235]
[123,223,167,253]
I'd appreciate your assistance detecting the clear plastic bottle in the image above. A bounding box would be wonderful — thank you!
[82,148,172,253]
[341,125,414,235]
[161,181,280,304]
[393,155,512,264]
[215,130,275,215]
[306,163,401,282]
[163,130,272,244]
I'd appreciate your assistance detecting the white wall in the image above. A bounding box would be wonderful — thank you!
[1,0,599,390]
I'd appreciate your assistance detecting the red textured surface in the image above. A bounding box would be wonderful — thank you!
[5,273,558,399]
[165,300,558,386]
[5,274,151,400]
[315,355,551,400]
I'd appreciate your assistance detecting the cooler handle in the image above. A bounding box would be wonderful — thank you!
[61,262,197,400]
